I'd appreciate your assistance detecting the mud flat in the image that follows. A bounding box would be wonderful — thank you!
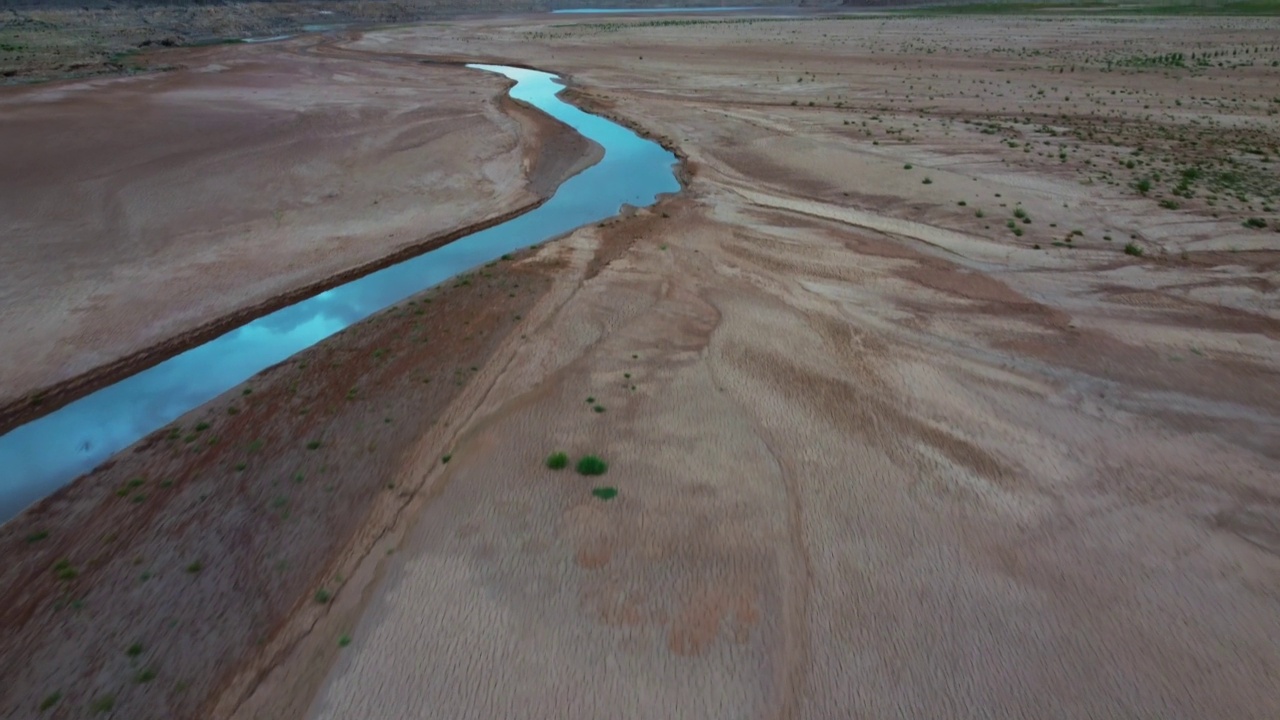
[0,35,598,432]
[5,9,1280,720]
[0,37,606,720]
[304,13,1280,720]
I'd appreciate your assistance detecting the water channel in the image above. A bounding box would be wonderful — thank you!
[0,63,680,522]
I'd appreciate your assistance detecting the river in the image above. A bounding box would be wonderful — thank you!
[0,64,680,522]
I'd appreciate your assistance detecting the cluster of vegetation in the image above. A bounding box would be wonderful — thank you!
[546,451,609,477]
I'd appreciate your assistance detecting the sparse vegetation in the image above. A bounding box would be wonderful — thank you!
[1124,242,1145,257]
[576,455,609,476]
[89,695,115,714]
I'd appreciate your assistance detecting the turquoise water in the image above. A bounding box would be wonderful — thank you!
[0,64,679,522]
[553,6,760,13]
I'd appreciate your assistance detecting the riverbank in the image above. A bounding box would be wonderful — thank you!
[0,35,600,435]
[0,236,582,718]
[0,38,611,720]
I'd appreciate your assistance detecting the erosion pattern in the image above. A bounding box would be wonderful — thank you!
[3,8,1280,720]
[296,16,1280,720]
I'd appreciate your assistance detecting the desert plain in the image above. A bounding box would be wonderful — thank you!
[1,7,1279,720]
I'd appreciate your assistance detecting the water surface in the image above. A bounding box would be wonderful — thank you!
[0,64,679,522]
[553,6,762,13]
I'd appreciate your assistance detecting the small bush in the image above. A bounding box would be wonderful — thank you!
[186,561,203,574]
[135,667,157,684]
[1243,217,1267,229]
[338,635,352,647]
[314,589,331,604]
[591,487,619,501]
[546,452,569,470]
[39,692,61,711]
[576,456,609,476]
[89,695,115,714]
[1124,243,1144,257]
[922,177,933,185]
[306,440,321,450]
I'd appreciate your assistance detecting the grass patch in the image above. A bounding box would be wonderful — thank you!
[52,559,77,581]
[591,486,619,501]
[25,530,48,543]
[546,452,569,470]
[89,695,115,714]
[39,692,60,711]
[135,667,157,684]
[576,455,609,476]
[1243,217,1267,228]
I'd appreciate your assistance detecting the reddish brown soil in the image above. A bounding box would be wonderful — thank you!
[0,245,561,719]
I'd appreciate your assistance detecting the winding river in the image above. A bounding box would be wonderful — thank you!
[0,64,680,522]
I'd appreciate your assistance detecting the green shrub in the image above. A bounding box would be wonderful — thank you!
[576,455,608,476]
[546,452,569,470]
[591,486,618,501]
[1124,243,1144,257]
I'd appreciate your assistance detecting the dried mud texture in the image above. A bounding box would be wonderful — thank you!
[298,15,1280,720]
[0,34,600,434]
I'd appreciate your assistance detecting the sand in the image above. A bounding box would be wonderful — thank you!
[3,10,1280,720]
